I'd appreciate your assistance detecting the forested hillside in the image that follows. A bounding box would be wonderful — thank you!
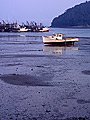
[51,1,90,28]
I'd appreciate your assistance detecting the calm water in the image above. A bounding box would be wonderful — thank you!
[0,27,90,37]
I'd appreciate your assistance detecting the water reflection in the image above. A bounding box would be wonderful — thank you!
[43,45,78,55]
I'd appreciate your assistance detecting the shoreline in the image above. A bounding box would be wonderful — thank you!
[50,26,90,29]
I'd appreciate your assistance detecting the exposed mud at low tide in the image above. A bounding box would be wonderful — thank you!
[0,35,90,120]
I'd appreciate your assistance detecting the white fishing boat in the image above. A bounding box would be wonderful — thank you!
[39,27,49,32]
[42,33,79,45]
[19,27,29,32]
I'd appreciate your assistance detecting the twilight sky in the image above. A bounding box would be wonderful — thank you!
[0,0,87,26]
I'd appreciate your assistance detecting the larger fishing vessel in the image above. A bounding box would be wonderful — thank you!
[0,20,49,32]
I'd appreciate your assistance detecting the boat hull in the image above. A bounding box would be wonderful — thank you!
[39,29,49,32]
[31,27,49,32]
[43,42,75,46]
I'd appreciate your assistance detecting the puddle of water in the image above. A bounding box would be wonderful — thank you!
[82,70,90,75]
[0,74,53,86]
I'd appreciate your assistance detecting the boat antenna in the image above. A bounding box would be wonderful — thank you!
[2,20,6,25]
[26,21,29,25]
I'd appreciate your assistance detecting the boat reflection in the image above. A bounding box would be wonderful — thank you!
[43,45,78,55]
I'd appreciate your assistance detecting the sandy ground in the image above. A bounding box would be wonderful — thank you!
[0,35,90,120]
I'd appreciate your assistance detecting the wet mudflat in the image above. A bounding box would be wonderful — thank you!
[0,34,90,120]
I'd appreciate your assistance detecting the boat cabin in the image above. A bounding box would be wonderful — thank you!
[52,33,65,40]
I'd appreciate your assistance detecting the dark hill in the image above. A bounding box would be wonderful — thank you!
[51,1,90,28]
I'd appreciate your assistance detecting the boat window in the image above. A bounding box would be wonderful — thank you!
[53,34,55,36]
